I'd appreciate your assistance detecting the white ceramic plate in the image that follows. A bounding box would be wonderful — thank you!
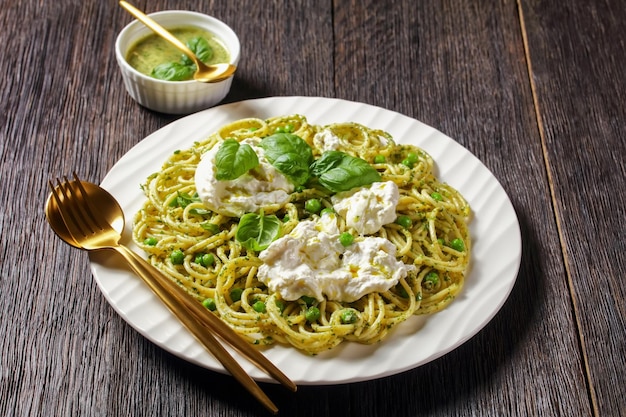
[95,96,521,385]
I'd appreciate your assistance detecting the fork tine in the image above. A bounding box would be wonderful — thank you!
[62,174,109,238]
[48,180,71,232]
[71,172,110,232]
[49,178,86,240]
[58,176,98,237]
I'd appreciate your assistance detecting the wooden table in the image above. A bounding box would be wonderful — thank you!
[2,1,624,415]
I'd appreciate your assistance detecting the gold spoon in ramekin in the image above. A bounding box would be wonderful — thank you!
[119,1,237,83]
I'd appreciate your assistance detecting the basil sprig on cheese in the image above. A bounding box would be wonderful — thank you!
[259,133,314,186]
[214,139,259,180]
[310,150,381,193]
[214,133,380,193]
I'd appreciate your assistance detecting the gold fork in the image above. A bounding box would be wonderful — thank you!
[48,173,296,414]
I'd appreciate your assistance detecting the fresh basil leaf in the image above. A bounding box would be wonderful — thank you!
[235,211,282,251]
[186,36,213,63]
[309,151,345,176]
[310,151,381,192]
[181,54,193,67]
[169,191,200,208]
[151,62,195,81]
[200,222,220,234]
[260,133,313,186]
[215,139,260,181]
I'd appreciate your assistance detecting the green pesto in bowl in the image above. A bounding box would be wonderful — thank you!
[126,26,230,81]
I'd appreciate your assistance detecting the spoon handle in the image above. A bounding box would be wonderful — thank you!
[119,1,198,64]
[109,243,282,414]
[119,244,297,391]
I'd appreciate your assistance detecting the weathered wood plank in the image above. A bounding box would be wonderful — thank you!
[2,0,621,415]
[520,1,626,415]
[331,0,592,415]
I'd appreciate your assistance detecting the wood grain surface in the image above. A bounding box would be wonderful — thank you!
[1,0,623,416]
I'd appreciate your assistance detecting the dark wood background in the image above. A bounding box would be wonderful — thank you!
[1,0,624,416]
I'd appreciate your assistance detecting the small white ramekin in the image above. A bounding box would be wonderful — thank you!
[115,10,240,114]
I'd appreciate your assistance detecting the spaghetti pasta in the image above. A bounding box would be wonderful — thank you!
[132,115,471,354]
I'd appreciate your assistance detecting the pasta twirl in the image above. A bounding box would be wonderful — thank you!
[132,115,471,354]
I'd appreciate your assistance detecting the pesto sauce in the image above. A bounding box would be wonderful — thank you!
[126,26,230,80]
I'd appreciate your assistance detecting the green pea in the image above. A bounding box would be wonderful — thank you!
[201,253,215,267]
[395,215,412,229]
[339,232,354,246]
[230,287,243,302]
[252,301,266,313]
[424,271,439,285]
[373,155,386,164]
[406,152,419,164]
[170,249,184,265]
[431,192,443,201]
[143,237,157,246]
[275,126,285,133]
[283,214,290,222]
[401,158,414,168]
[285,123,295,133]
[449,238,465,252]
[320,207,334,216]
[305,306,320,322]
[202,298,216,311]
[305,198,322,214]
[340,309,358,324]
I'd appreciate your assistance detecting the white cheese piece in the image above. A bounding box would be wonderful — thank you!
[339,237,414,301]
[257,215,415,302]
[331,181,399,235]
[312,127,390,151]
[257,217,345,301]
[312,129,343,152]
[194,138,294,217]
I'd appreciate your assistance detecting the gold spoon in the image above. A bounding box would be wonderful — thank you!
[46,181,124,248]
[45,175,296,414]
[119,1,237,83]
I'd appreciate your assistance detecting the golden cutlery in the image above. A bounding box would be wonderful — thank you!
[46,173,296,414]
[119,1,237,83]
